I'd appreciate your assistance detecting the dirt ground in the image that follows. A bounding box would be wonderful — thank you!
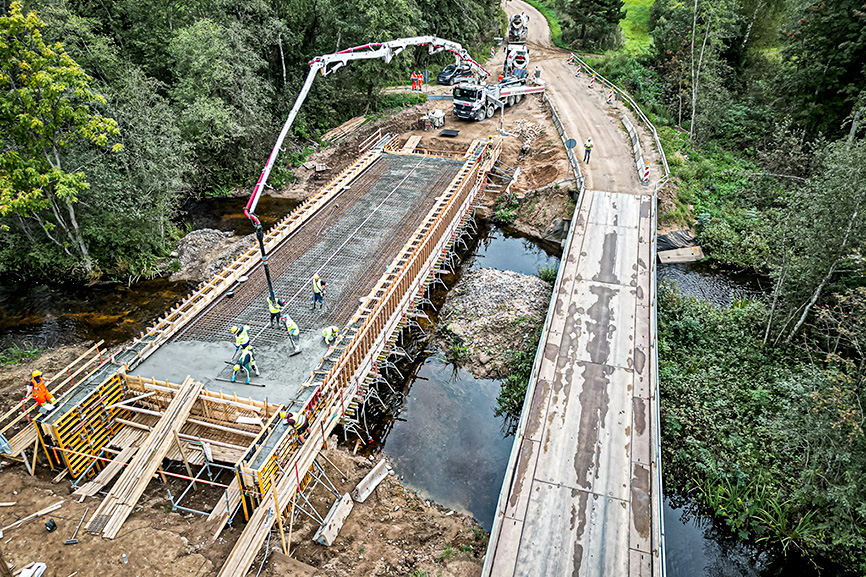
[0,441,483,577]
[0,343,93,421]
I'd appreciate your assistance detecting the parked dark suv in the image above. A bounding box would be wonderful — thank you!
[437,64,475,85]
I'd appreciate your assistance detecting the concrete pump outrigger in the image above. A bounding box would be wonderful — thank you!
[243,36,490,303]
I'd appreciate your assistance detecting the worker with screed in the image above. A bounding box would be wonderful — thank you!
[281,307,302,353]
[232,343,260,384]
[312,273,328,310]
[230,325,250,362]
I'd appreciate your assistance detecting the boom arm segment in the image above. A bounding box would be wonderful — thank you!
[244,36,486,303]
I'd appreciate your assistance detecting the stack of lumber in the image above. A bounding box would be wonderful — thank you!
[321,116,366,143]
[72,446,138,501]
[86,377,203,538]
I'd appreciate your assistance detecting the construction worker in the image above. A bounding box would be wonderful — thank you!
[417,70,424,91]
[284,410,308,437]
[230,325,250,361]
[322,325,339,346]
[485,135,493,159]
[27,371,56,412]
[534,65,540,80]
[282,313,301,352]
[311,274,328,310]
[231,344,260,384]
[410,71,418,90]
[268,296,286,328]
[583,137,593,163]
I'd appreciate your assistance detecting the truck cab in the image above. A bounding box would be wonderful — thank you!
[452,84,487,121]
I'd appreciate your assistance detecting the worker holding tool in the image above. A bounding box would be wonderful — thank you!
[281,311,301,352]
[322,325,339,346]
[268,296,286,328]
[231,344,260,384]
[583,137,593,163]
[27,371,56,412]
[283,410,308,439]
[230,325,251,361]
[312,274,328,310]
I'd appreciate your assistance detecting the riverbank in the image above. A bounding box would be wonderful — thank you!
[435,268,551,379]
[658,282,865,573]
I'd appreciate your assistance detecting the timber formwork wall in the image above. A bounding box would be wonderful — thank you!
[218,139,502,577]
[0,341,106,461]
[43,372,127,478]
[40,372,284,480]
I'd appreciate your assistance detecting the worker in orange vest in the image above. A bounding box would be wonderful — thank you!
[28,371,56,411]
[410,71,418,90]
[417,70,424,91]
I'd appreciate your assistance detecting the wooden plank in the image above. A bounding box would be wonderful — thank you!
[73,446,138,499]
[657,246,704,263]
[87,378,203,538]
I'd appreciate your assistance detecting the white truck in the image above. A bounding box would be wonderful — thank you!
[507,13,528,43]
[452,77,545,121]
[503,13,530,76]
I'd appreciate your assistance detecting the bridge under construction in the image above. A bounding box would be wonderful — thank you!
[0,131,503,574]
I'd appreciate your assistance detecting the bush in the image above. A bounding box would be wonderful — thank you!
[536,263,559,284]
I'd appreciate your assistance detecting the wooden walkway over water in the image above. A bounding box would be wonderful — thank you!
[484,188,663,576]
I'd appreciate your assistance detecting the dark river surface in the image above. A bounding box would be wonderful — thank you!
[0,197,845,575]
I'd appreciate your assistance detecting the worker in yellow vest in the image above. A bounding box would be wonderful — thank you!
[312,274,328,310]
[322,325,339,346]
[268,296,286,328]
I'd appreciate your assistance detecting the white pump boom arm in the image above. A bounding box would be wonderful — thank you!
[244,35,488,221]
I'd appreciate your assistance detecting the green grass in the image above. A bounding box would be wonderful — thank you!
[521,0,570,50]
[0,342,41,365]
[620,0,653,54]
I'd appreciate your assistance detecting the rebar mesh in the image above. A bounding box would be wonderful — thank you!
[174,153,465,345]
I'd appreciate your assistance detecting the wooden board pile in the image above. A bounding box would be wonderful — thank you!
[86,377,203,539]
[321,116,366,143]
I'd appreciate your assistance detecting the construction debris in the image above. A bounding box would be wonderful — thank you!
[0,502,63,533]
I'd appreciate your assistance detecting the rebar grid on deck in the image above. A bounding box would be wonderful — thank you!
[175,153,464,344]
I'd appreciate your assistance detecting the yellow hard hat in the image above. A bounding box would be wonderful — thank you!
[313,273,320,280]
[230,326,239,334]
[280,411,287,419]
[32,370,41,377]
[233,364,241,372]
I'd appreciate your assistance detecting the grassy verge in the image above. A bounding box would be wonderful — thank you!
[521,0,570,50]
[495,317,543,428]
[0,342,41,365]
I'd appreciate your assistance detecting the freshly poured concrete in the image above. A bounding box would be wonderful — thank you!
[132,330,334,411]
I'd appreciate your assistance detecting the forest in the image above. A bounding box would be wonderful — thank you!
[0,0,500,279]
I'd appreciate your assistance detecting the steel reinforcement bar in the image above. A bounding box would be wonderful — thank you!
[217,139,501,577]
[113,142,394,370]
